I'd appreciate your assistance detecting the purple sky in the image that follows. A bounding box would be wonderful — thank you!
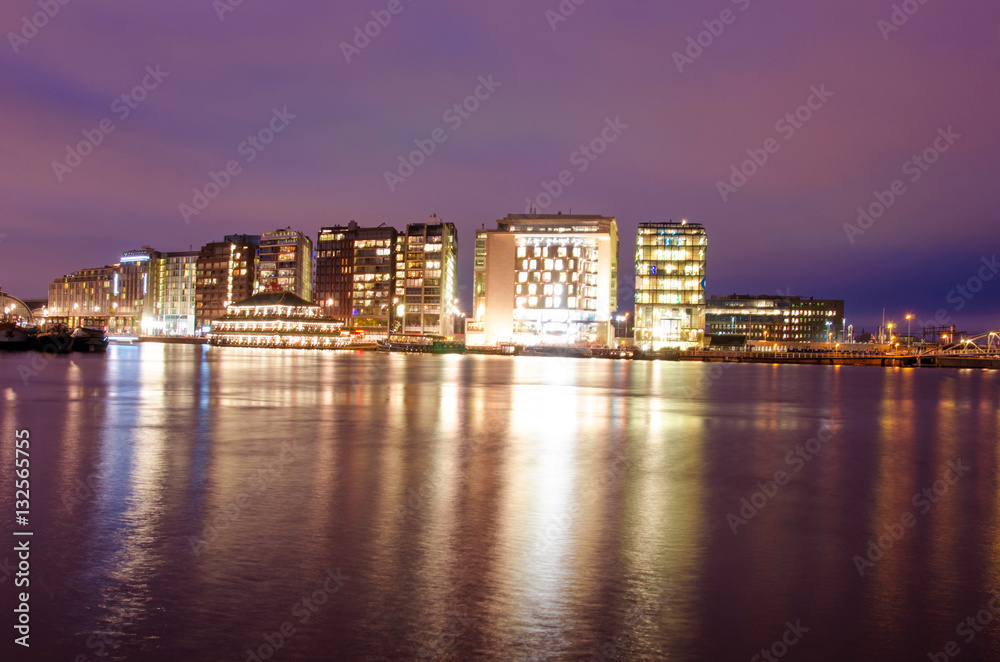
[2,0,999,334]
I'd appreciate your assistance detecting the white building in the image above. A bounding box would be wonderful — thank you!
[471,214,618,346]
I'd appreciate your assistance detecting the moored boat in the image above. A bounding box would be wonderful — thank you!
[522,345,593,358]
[35,325,74,354]
[71,327,109,352]
[0,322,34,351]
[376,333,465,354]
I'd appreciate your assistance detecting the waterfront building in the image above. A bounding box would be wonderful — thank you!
[113,247,160,334]
[154,251,198,335]
[316,222,399,335]
[46,266,115,329]
[209,291,347,349]
[256,228,313,301]
[315,224,358,324]
[705,294,846,343]
[395,215,458,336]
[195,235,260,334]
[474,213,618,346]
[634,221,707,350]
[465,227,488,341]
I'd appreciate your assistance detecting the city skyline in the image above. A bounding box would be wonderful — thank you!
[3,1,999,332]
[21,211,994,338]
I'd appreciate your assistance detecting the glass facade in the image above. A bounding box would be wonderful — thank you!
[512,236,601,343]
[352,232,396,332]
[706,295,845,343]
[155,251,198,336]
[195,235,259,333]
[634,221,707,349]
[395,217,458,336]
[479,214,618,346]
[46,266,115,328]
[256,229,313,301]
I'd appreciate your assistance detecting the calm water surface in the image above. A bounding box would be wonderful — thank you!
[1,344,999,661]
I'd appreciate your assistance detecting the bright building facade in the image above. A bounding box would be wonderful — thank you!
[46,266,116,328]
[195,235,260,334]
[706,295,845,344]
[256,228,313,301]
[395,216,458,336]
[634,221,707,349]
[474,214,618,346]
[113,247,160,334]
[154,251,198,336]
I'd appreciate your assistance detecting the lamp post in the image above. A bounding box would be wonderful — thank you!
[905,314,913,350]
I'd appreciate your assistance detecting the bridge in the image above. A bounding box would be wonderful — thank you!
[0,291,34,324]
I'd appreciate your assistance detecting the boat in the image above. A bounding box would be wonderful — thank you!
[521,345,593,358]
[0,322,34,351]
[34,325,74,354]
[376,333,465,354]
[71,327,109,353]
[208,291,350,350]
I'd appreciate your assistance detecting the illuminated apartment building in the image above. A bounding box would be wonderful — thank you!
[476,214,618,346]
[352,225,398,334]
[315,222,398,333]
[634,221,707,349]
[466,228,488,339]
[705,295,845,343]
[395,216,458,336]
[152,251,198,336]
[315,224,358,324]
[113,247,160,334]
[196,235,259,333]
[46,266,116,328]
[256,228,313,300]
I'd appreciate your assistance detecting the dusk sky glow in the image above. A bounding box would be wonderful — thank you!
[2,0,999,332]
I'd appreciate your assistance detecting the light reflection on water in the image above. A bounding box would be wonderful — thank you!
[1,345,999,661]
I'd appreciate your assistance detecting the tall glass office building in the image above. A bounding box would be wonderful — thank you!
[634,221,707,349]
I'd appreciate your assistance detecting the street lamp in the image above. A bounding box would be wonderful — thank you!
[905,314,913,350]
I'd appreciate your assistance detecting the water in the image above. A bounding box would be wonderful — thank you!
[1,344,999,661]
